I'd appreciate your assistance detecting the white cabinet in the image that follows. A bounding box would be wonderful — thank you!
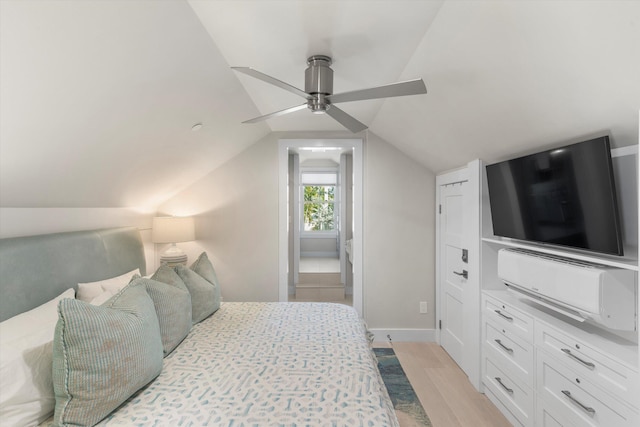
[485,320,534,385]
[482,293,536,426]
[482,290,639,427]
[483,294,534,340]
[537,350,637,427]
[484,355,535,427]
[535,322,639,406]
[477,145,639,426]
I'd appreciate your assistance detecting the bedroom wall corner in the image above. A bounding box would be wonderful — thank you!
[363,132,436,332]
[156,133,280,302]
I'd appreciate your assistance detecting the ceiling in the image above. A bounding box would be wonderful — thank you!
[1,0,639,209]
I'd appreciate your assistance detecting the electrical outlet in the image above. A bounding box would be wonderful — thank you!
[420,301,428,314]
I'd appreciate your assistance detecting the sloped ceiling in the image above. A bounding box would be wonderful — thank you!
[1,1,639,209]
[0,0,269,209]
[371,0,640,171]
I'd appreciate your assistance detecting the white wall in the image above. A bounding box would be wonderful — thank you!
[157,133,280,302]
[0,208,155,272]
[158,130,437,331]
[363,133,436,330]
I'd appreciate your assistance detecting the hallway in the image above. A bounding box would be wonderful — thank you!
[294,256,351,305]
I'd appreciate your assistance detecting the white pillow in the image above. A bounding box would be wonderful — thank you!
[76,268,140,302]
[0,288,75,426]
[88,290,116,306]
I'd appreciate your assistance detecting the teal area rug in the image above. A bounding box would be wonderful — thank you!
[374,347,432,427]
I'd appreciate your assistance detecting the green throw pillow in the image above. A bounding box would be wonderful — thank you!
[174,264,220,323]
[52,282,163,427]
[151,264,185,288]
[190,252,220,288]
[134,277,192,356]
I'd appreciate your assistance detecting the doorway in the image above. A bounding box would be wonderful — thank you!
[278,138,363,316]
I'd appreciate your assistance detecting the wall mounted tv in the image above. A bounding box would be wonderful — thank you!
[485,136,623,256]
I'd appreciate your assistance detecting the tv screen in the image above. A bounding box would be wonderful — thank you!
[486,136,623,256]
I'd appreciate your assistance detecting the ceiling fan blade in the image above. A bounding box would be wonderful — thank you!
[231,67,309,99]
[327,78,427,104]
[242,103,308,124]
[325,105,368,133]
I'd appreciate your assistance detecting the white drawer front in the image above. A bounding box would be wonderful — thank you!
[485,319,534,386]
[535,321,638,407]
[537,351,638,427]
[536,396,581,427]
[483,357,534,426]
[484,295,533,340]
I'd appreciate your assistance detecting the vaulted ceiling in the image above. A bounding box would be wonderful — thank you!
[1,1,639,209]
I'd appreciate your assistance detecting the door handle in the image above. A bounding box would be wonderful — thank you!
[453,270,468,279]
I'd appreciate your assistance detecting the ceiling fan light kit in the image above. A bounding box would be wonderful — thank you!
[232,55,427,133]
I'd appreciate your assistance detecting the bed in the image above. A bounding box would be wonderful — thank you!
[0,227,398,427]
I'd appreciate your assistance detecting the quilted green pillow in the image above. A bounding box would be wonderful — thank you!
[133,277,192,356]
[175,264,220,323]
[52,282,163,427]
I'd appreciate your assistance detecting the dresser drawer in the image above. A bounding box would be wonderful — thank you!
[483,356,534,426]
[535,321,638,407]
[483,294,533,340]
[536,396,579,427]
[484,319,534,386]
[537,351,638,427]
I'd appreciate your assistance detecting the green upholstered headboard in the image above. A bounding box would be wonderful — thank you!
[0,227,146,322]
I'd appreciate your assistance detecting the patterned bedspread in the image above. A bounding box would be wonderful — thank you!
[52,302,399,426]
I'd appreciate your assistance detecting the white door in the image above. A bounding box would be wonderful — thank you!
[439,181,469,370]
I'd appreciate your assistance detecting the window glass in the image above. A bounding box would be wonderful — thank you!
[303,185,335,231]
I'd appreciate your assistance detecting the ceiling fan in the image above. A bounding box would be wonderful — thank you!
[232,55,427,133]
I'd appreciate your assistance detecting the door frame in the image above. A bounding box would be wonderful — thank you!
[278,138,363,316]
[435,161,481,391]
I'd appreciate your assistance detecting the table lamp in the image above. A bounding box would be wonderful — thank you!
[152,216,195,265]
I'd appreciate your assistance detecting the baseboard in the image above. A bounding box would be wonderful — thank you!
[368,328,436,343]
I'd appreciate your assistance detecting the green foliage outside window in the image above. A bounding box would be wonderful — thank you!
[303,185,335,231]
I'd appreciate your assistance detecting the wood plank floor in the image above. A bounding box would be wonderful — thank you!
[373,342,512,427]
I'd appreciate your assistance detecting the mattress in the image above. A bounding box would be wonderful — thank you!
[44,302,398,426]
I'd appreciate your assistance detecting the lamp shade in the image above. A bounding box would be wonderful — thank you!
[152,217,195,243]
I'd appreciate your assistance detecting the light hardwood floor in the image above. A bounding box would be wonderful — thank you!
[373,342,512,427]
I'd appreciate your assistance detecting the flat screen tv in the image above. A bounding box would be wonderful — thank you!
[485,136,623,256]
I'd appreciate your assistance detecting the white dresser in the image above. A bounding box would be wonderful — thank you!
[482,290,638,427]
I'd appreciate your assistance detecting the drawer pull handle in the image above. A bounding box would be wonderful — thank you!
[561,348,595,369]
[494,310,513,321]
[495,339,514,354]
[495,377,513,395]
[561,390,596,415]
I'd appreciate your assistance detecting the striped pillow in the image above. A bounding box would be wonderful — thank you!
[134,277,192,356]
[52,282,163,427]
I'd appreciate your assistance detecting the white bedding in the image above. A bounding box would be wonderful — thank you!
[43,302,398,427]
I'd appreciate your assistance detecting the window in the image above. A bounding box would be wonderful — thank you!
[304,185,335,231]
[301,171,338,233]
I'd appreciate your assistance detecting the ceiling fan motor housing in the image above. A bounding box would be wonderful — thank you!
[305,55,333,96]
